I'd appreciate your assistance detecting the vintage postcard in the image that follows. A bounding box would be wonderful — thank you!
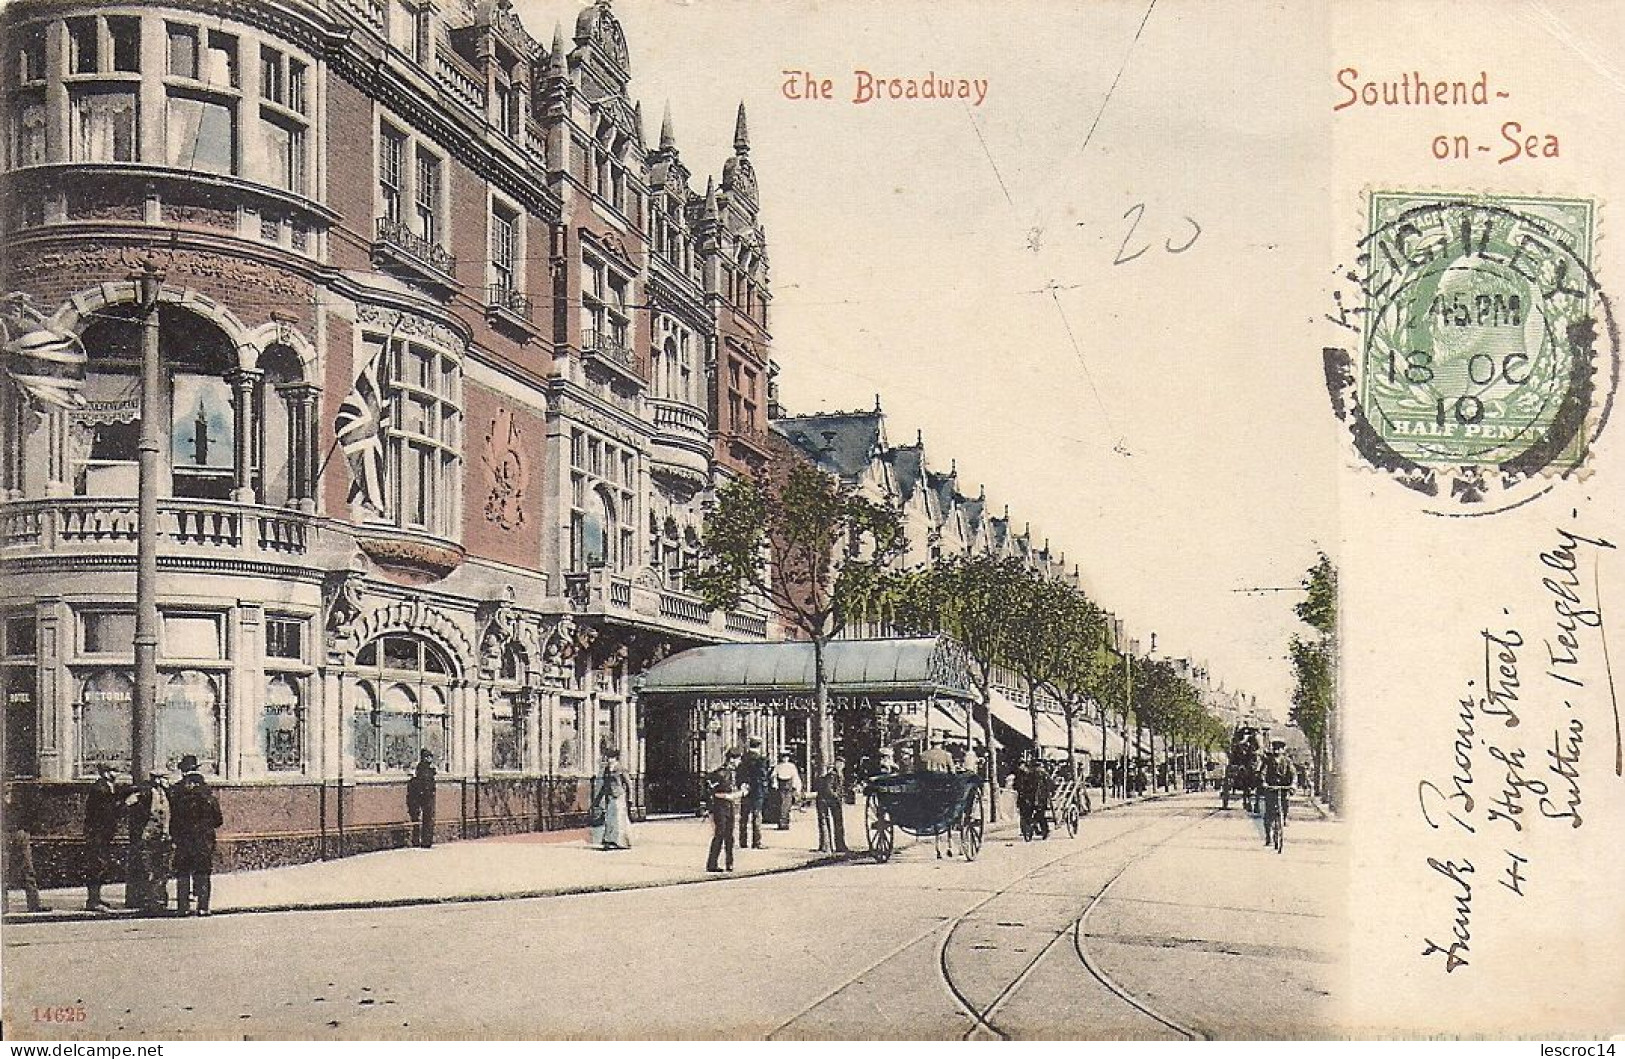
[1,0,1622,1043]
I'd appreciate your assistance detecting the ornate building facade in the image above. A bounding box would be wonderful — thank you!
[0,0,774,878]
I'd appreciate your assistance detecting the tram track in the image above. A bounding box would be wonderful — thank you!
[769,800,1217,1041]
[945,805,1216,1041]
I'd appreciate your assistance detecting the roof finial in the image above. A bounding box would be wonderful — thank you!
[660,101,675,150]
[548,23,568,78]
[703,176,718,216]
[915,428,922,445]
[734,102,750,154]
[949,458,956,475]
[632,100,644,140]
[873,393,881,412]
[1002,504,1009,519]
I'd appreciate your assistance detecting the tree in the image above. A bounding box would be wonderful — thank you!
[691,447,904,776]
[1041,586,1110,773]
[1003,569,1075,753]
[870,553,1030,820]
[1289,552,1338,800]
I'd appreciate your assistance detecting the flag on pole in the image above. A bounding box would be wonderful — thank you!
[336,346,389,514]
[5,325,87,409]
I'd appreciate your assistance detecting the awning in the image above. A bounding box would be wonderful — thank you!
[636,636,977,701]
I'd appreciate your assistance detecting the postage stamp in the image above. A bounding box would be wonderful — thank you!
[1326,191,1618,513]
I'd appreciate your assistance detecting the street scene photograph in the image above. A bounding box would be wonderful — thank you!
[2,0,1409,1042]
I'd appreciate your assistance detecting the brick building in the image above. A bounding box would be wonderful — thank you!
[0,0,777,879]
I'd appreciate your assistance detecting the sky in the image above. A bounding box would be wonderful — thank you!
[521,0,1341,714]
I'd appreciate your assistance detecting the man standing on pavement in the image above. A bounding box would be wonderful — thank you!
[771,751,802,831]
[815,756,850,854]
[127,772,173,913]
[83,763,123,912]
[736,736,771,849]
[706,749,745,872]
[406,750,437,848]
[3,786,42,914]
[171,755,223,916]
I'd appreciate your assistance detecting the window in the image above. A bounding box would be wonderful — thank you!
[262,674,303,771]
[491,205,517,292]
[368,334,461,536]
[581,254,632,354]
[204,31,239,87]
[70,89,138,162]
[12,100,47,167]
[18,24,47,83]
[288,61,307,114]
[77,670,134,776]
[415,149,440,243]
[262,113,305,193]
[556,698,584,774]
[68,18,99,74]
[81,610,136,655]
[379,125,405,223]
[260,46,284,103]
[158,669,221,773]
[165,91,235,173]
[167,23,198,79]
[170,372,235,497]
[350,634,454,774]
[266,617,305,661]
[164,612,223,659]
[109,17,140,72]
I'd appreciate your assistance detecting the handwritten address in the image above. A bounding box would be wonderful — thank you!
[1415,519,1614,973]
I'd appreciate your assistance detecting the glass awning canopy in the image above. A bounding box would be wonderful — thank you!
[634,636,978,701]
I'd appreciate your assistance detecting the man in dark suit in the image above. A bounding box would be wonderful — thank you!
[406,750,437,848]
[735,736,771,849]
[815,757,850,854]
[171,754,224,916]
[706,749,744,872]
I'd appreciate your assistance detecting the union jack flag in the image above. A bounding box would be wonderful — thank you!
[336,346,389,514]
[5,325,87,410]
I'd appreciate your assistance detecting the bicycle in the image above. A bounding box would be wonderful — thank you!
[1262,784,1289,853]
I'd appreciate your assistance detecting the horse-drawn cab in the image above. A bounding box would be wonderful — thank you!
[1221,724,1268,812]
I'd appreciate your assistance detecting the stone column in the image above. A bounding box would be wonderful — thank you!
[34,598,66,780]
[236,603,265,780]
[226,368,263,503]
[280,383,320,512]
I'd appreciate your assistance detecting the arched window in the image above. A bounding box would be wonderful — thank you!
[158,669,221,772]
[490,643,526,773]
[350,633,454,773]
[584,488,615,568]
[60,304,311,503]
[77,669,134,775]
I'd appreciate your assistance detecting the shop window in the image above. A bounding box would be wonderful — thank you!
[556,698,583,774]
[350,634,455,774]
[262,674,303,771]
[77,669,134,776]
[158,669,220,773]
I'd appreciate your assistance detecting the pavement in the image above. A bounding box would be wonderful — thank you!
[3,785,1319,924]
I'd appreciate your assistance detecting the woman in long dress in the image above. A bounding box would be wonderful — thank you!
[589,749,633,850]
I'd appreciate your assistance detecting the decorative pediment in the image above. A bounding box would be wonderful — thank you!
[721,154,758,207]
[575,0,630,75]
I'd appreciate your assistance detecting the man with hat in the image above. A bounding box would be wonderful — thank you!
[1261,737,1295,836]
[406,750,437,848]
[82,762,125,912]
[814,756,850,854]
[171,754,223,915]
[735,736,772,849]
[705,749,745,872]
[126,770,173,913]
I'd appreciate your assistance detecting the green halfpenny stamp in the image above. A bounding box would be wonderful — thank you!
[1358,192,1597,471]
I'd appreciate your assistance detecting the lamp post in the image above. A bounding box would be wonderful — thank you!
[131,259,164,782]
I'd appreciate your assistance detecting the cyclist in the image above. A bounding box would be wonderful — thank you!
[1260,738,1294,851]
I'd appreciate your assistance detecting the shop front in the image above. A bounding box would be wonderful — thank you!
[634,636,979,813]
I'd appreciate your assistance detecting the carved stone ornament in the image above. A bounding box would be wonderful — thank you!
[355,304,467,356]
[322,570,367,659]
[481,408,529,531]
[339,597,475,678]
[576,0,630,74]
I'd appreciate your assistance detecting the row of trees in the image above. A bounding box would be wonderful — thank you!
[691,442,1232,812]
[1288,552,1338,802]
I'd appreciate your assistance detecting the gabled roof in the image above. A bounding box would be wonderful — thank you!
[636,636,976,700]
[884,443,925,504]
[776,411,886,482]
